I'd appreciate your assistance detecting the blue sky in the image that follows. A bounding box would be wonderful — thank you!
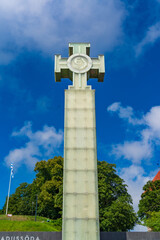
[1,0,160,230]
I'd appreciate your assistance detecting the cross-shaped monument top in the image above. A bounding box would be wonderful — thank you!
[55,43,105,89]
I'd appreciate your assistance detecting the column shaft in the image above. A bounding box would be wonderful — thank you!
[62,89,99,240]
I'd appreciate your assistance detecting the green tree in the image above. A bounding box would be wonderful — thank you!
[3,157,137,231]
[3,182,38,215]
[138,180,160,220]
[143,212,160,231]
[98,161,137,231]
[138,180,160,231]
[34,156,63,219]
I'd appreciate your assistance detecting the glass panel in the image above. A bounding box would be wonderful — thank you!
[63,89,99,240]
[65,195,76,218]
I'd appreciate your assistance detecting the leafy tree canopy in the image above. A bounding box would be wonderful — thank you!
[143,212,160,231]
[138,180,160,220]
[3,157,137,231]
[98,161,137,231]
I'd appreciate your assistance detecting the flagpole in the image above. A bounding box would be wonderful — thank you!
[6,167,12,215]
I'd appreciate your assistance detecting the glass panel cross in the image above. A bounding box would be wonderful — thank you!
[55,43,105,89]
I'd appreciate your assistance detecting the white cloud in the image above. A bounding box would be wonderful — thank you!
[112,141,153,163]
[145,106,160,132]
[0,0,126,64]
[107,102,144,125]
[5,121,63,169]
[108,102,160,164]
[135,21,160,56]
[119,165,152,212]
[108,103,160,215]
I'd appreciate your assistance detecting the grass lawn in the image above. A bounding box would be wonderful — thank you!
[0,215,61,231]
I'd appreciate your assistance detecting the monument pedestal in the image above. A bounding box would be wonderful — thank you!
[63,89,99,240]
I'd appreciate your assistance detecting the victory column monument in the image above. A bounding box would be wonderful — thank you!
[55,43,105,240]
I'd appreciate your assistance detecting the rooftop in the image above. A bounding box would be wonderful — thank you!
[153,170,160,181]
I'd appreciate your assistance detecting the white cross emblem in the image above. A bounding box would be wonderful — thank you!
[55,43,105,89]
